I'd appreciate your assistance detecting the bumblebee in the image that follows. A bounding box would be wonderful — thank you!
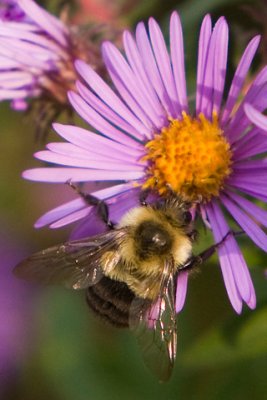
[14,187,229,381]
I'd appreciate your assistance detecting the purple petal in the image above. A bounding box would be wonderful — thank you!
[175,271,189,313]
[102,44,155,131]
[23,167,144,182]
[225,240,254,304]
[75,60,147,139]
[34,150,144,171]
[135,21,175,116]
[0,87,39,99]
[123,30,168,127]
[205,203,256,306]
[0,24,67,56]
[46,141,144,168]
[228,174,267,196]
[227,191,267,227]
[47,142,102,158]
[68,91,145,145]
[0,76,34,90]
[146,299,161,329]
[102,41,161,132]
[247,285,256,310]
[0,39,52,69]
[233,159,267,172]
[212,18,229,113]
[0,22,38,31]
[71,187,140,239]
[221,35,261,125]
[11,98,28,110]
[233,128,267,160]
[199,17,228,118]
[227,67,267,142]
[35,197,85,228]
[107,189,140,221]
[52,123,143,159]
[205,201,243,313]
[0,56,20,69]
[35,182,134,228]
[0,36,60,66]
[221,194,267,252]
[76,81,145,140]
[18,0,68,46]
[196,14,212,114]
[0,70,31,82]
[244,103,267,132]
[148,17,180,117]
[50,207,91,228]
[170,11,188,112]
[228,185,267,203]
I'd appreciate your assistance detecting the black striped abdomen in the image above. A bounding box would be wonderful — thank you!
[86,276,136,328]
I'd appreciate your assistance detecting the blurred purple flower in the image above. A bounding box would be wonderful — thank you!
[23,13,267,314]
[0,220,34,395]
[0,0,26,21]
[0,0,107,133]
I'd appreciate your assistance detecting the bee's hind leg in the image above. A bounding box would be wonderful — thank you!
[180,230,243,272]
[66,180,115,230]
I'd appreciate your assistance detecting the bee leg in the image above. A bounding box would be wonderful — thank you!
[180,230,243,272]
[66,180,115,229]
[188,229,198,241]
[139,188,151,206]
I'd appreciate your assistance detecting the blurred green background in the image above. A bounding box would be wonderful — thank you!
[1,0,267,399]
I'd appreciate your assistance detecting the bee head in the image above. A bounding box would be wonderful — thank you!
[135,220,172,259]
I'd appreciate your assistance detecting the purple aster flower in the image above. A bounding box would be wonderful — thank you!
[0,0,108,133]
[0,0,25,21]
[23,12,267,314]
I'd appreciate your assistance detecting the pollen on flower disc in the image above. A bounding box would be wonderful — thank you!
[143,112,232,202]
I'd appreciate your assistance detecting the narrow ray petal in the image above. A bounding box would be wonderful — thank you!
[102,41,161,130]
[68,91,145,144]
[18,0,68,46]
[170,11,188,112]
[76,81,144,139]
[244,103,267,132]
[135,21,175,115]
[34,150,144,171]
[221,35,261,125]
[23,168,144,182]
[50,208,92,228]
[148,17,180,117]
[221,194,267,252]
[35,183,134,228]
[123,30,167,127]
[205,202,243,313]
[233,128,267,160]
[226,190,267,228]
[75,60,148,137]
[52,123,143,158]
[175,271,189,313]
[196,14,212,114]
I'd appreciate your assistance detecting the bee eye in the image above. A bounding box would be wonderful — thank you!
[183,211,192,224]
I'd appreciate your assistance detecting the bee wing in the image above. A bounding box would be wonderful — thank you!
[129,258,177,382]
[14,229,127,290]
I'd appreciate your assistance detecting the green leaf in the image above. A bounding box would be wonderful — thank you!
[181,306,267,369]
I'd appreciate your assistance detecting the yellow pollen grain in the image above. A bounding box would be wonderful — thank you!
[143,112,232,202]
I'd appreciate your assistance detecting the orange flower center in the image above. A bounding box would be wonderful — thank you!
[143,112,232,202]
